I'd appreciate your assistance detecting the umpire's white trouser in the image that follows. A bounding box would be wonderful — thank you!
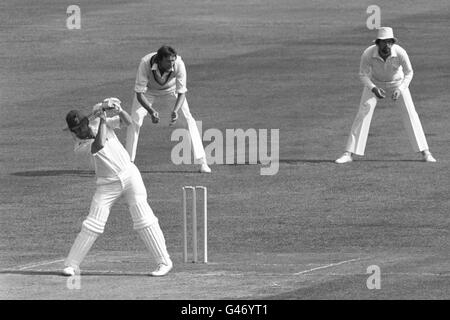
[64,164,171,268]
[345,85,429,156]
[125,92,206,162]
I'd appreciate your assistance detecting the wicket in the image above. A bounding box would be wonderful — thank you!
[182,186,208,263]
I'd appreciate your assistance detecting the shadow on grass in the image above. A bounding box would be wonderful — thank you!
[223,160,332,165]
[11,169,197,177]
[280,159,333,164]
[280,159,423,164]
[11,170,95,177]
[10,160,428,177]
[352,159,423,162]
[224,159,425,165]
[0,270,150,277]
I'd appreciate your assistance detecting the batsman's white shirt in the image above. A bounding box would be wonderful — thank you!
[134,52,188,96]
[359,44,413,90]
[74,116,132,183]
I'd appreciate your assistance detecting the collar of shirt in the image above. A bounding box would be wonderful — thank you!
[372,45,398,61]
[151,62,174,76]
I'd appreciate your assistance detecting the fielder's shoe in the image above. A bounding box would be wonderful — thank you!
[150,260,173,277]
[62,266,79,276]
[200,163,212,173]
[423,152,437,162]
[335,152,353,164]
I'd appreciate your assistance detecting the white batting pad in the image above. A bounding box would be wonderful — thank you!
[64,226,99,269]
[130,201,158,230]
[137,222,171,265]
[82,203,111,234]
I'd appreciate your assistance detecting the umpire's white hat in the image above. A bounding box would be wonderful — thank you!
[374,27,397,42]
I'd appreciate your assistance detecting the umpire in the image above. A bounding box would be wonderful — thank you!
[335,27,436,163]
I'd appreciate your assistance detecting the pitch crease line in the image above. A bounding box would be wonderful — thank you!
[293,258,362,275]
[17,259,65,270]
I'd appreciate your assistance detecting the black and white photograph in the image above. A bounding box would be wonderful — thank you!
[1,0,449,310]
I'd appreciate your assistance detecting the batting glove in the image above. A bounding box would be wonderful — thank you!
[102,97,122,114]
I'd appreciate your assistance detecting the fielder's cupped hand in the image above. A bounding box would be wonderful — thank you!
[371,87,386,99]
[151,111,160,123]
[392,89,402,101]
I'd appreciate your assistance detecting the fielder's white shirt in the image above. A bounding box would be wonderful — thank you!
[359,44,413,90]
[134,52,188,96]
[74,116,132,182]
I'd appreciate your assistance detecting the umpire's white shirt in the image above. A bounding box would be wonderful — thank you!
[359,44,413,90]
[134,52,188,96]
[74,116,132,183]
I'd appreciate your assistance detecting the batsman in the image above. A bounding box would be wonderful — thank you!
[62,98,172,277]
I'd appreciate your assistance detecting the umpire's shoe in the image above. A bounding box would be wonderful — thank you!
[422,151,437,162]
[335,152,353,164]
[200,163,212,173]
[62,266,79,276]
[151,260,173,277]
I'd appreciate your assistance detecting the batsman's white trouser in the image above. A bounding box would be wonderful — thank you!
[345,85,429,156]
[65,164,171,268]
[125,92,206,162]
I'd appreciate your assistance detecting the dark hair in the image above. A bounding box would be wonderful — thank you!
[66,110,88,131]
[155,45,177,62]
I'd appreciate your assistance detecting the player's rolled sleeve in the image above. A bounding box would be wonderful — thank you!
[175,59,188,94]
[398,49,413,91]
[134,59,150,93]
[359,51,376,90]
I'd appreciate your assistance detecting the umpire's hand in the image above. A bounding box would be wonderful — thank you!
[150,111,160,123]
[371,87,386,99]
[170,111,178,126]
[392,89,402,101]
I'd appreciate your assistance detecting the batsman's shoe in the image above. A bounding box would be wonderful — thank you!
[200,163,212,173]
[335,153,353,164]
[150,261,173,277]
[62,266,79,277]
[423,153,437,162]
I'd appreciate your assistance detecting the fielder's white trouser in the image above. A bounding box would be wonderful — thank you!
[64,164,171,269]
[125,92,206,162]
[345,85,429,156]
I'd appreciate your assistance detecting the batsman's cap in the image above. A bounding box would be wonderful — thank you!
[65,109,88,131]
[374,27,397,42]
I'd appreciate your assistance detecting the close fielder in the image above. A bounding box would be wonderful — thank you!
[125,45,211,173]
[62,98,172,277]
